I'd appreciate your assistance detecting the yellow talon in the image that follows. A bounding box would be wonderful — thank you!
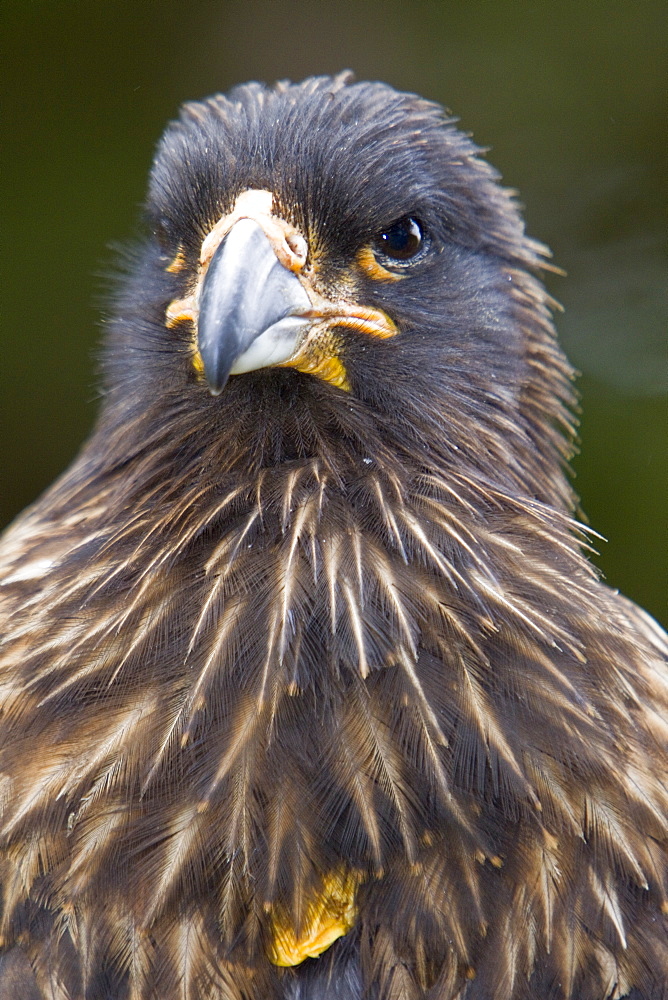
[267,870,360,967]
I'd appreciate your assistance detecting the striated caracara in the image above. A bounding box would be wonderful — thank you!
[0,73,666,1000]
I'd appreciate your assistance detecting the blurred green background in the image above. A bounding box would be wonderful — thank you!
[2,1,666,623]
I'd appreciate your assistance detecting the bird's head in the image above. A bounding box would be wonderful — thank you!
[101,72,575,508]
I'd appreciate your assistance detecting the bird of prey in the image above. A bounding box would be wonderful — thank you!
[0,72,666,1000]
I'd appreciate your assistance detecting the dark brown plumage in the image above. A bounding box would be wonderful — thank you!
[0,73,666,1000]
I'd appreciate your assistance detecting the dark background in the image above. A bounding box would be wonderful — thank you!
[3,1,666,622]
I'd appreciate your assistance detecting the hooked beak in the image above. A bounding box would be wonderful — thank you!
[197,219,312,395]
[165,189,398,396]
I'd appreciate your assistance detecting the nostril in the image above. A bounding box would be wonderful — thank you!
[286,232,308,266]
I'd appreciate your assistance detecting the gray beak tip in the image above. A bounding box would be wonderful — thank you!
[197,219,311,394]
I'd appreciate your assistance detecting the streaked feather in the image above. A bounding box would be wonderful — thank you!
[1,74,666,999]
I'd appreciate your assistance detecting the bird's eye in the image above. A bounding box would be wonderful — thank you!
[373,217,424,263]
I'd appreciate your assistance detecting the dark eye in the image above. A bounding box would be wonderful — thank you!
[374,216,424,262]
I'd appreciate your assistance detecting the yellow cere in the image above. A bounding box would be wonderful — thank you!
[268,870,360,967]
